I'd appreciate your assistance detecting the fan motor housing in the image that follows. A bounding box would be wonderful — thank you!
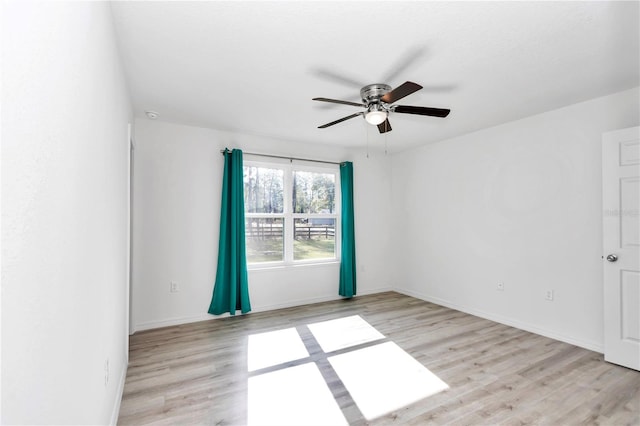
[360,84,392,104]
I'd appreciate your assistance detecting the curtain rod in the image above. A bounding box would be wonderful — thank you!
[220,149,343,165]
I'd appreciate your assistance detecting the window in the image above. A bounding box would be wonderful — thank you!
[244,160,340,265]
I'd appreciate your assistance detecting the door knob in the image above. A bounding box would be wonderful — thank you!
[606,254,618,262]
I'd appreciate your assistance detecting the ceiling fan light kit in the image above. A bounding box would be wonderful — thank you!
[364,104,388,125]
[313,81,450,133]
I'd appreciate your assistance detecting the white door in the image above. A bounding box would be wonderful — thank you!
[603,126,640,371]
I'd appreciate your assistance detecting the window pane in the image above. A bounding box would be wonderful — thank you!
[294,218,336,260]
[244,167,284,213]
[246,218,284,263]
[292,171,335,214]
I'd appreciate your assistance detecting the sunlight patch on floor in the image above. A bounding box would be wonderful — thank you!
[328,341,449,420]
[247,362,348,426]
[307,315,385,352]
[247,327,309,372]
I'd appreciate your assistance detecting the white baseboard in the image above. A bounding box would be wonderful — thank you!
[135,313,216,331]
[133,286,393,333]
[109,359,128,426]
[395,287,603,354]
[254,294,344,313]
[250,286,393,313]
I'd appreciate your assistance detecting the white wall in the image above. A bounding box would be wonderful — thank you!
[391,87,640,352]
[132,119,392,330]
[2,2,132,424]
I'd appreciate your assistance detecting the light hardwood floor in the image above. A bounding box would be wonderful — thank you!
[118,292,640,425]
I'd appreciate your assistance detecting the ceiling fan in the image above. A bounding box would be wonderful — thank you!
[312,81,450,133]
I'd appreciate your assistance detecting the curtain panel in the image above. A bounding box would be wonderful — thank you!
[339,161,356,298]
[208,149,251,315]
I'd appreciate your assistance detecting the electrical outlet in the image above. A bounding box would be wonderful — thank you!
[545,290,554,301]
[497,282,504,291]
[170,281,179,293]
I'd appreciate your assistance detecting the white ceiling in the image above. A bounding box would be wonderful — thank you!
[110,1,639,152]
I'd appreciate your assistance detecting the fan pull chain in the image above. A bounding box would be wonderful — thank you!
[384,130,388,155]
[365,121,370,159]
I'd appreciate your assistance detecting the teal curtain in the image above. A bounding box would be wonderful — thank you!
[208,149,251,315]
[339,161,356,298]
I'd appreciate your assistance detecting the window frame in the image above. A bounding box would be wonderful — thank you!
[244,158,341,268]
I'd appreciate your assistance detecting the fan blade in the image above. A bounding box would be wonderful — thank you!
[377,119,392,133]
[311,68,366,88]
[313,97,364,108]
[318,112,363,128]
[381,81,423,104]
[421,84,457,93]
[394,105,450,117]
[382,47,427,83]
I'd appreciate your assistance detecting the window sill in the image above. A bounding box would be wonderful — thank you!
[248,260,340,272]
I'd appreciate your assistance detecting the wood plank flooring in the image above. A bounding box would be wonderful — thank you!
[118,292,640,425]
